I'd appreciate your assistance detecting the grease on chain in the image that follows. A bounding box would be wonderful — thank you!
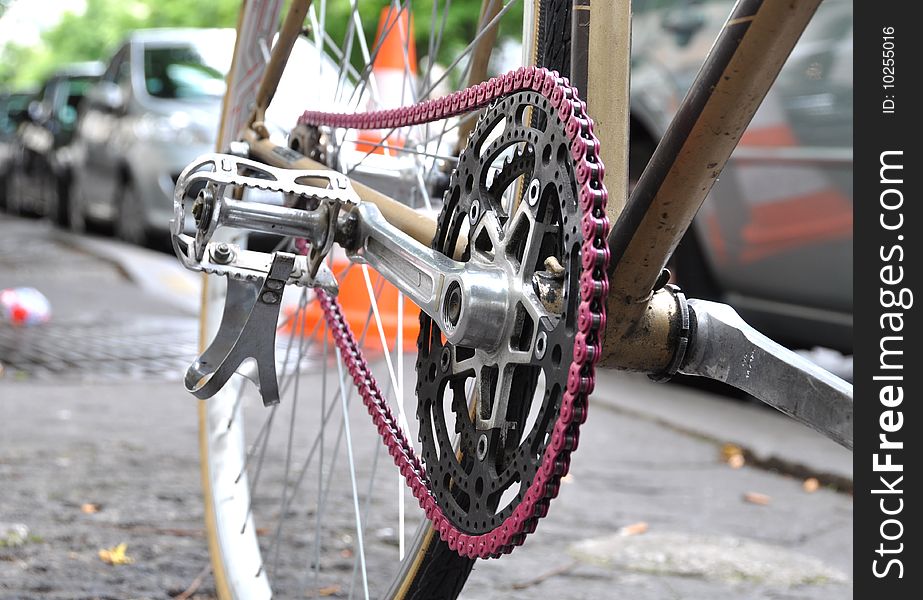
[299,66,610,559]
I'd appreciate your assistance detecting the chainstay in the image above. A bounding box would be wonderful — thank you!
[301,66,610,559]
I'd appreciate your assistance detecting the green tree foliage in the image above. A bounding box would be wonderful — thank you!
[1,0,521,90]
[1,0,241,88]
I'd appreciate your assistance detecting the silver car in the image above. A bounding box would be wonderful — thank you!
[67,29,234,245]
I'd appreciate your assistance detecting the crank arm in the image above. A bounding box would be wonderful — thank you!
[348,202,511,350]
[681,299,853,450]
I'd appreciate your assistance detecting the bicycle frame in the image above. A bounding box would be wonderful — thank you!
[601,0,823,372]
[218,0,851,447]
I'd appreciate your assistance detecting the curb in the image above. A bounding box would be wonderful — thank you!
[590,370,853,487]
[56,232,201,315]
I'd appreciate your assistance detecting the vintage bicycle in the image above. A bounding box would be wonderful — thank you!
[168,0,852,597]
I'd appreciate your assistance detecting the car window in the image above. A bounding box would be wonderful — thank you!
[57,76,98,126]
[143,45,226,100]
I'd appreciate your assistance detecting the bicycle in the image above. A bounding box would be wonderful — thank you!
[168,0,852,597]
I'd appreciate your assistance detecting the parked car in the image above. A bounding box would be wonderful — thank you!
[66,26,422,246]
[0,89,36,211]
[2,64,103,222]
[66,29,235,244]
[630,0,852,353]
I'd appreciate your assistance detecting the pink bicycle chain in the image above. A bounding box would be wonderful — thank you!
[299,66,610,559]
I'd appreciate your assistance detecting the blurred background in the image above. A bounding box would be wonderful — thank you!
[1,1,853,598]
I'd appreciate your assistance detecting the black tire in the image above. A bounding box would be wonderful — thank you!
[536,0,572,77]
[5,170,25,217]
[48,174,71,228]
[67,176,87,234]
[0,171,8,211]
[114,180,149,246]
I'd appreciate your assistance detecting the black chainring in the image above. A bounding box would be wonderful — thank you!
[415,91,583,535]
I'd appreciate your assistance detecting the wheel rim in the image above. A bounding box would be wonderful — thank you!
[202,2,531,597]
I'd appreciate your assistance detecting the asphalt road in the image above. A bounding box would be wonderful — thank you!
[0,215,853,599]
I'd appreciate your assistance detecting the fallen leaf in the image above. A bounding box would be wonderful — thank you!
[618,521,649,536]
[803,478,820,493]
[743,492,771,506]
[81,503,100,514]
[318,585,342,597]
[99,543,134,565]
[339,548,353,559]
[721,443,745,468]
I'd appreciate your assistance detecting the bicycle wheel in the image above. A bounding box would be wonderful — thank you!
[198,1,576,598]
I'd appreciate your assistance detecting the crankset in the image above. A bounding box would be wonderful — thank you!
[171,66,610,558]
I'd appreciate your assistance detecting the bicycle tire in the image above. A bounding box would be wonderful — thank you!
[198,2,573,598]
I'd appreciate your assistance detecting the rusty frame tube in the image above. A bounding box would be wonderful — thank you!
[252,0,313,123]
[599,0,823,373]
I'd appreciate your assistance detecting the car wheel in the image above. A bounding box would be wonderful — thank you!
[48,175,71,228]
[68,177,87,234]
[0,172,8,211]
[5,170,23,216]
[671,228,722,301]
[114,180,149,246]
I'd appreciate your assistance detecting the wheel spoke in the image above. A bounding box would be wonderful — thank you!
[334,346,370,600]
[361,265,413,438]
[270,289,311,575]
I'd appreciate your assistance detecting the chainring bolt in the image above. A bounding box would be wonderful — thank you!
[527,178,541,206]
[469,200,480,225]
[260,291,281,304]
[476,434,488,461]
[535,331,548,359]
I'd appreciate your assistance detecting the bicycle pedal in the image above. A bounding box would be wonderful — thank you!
[171,153,350,405]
